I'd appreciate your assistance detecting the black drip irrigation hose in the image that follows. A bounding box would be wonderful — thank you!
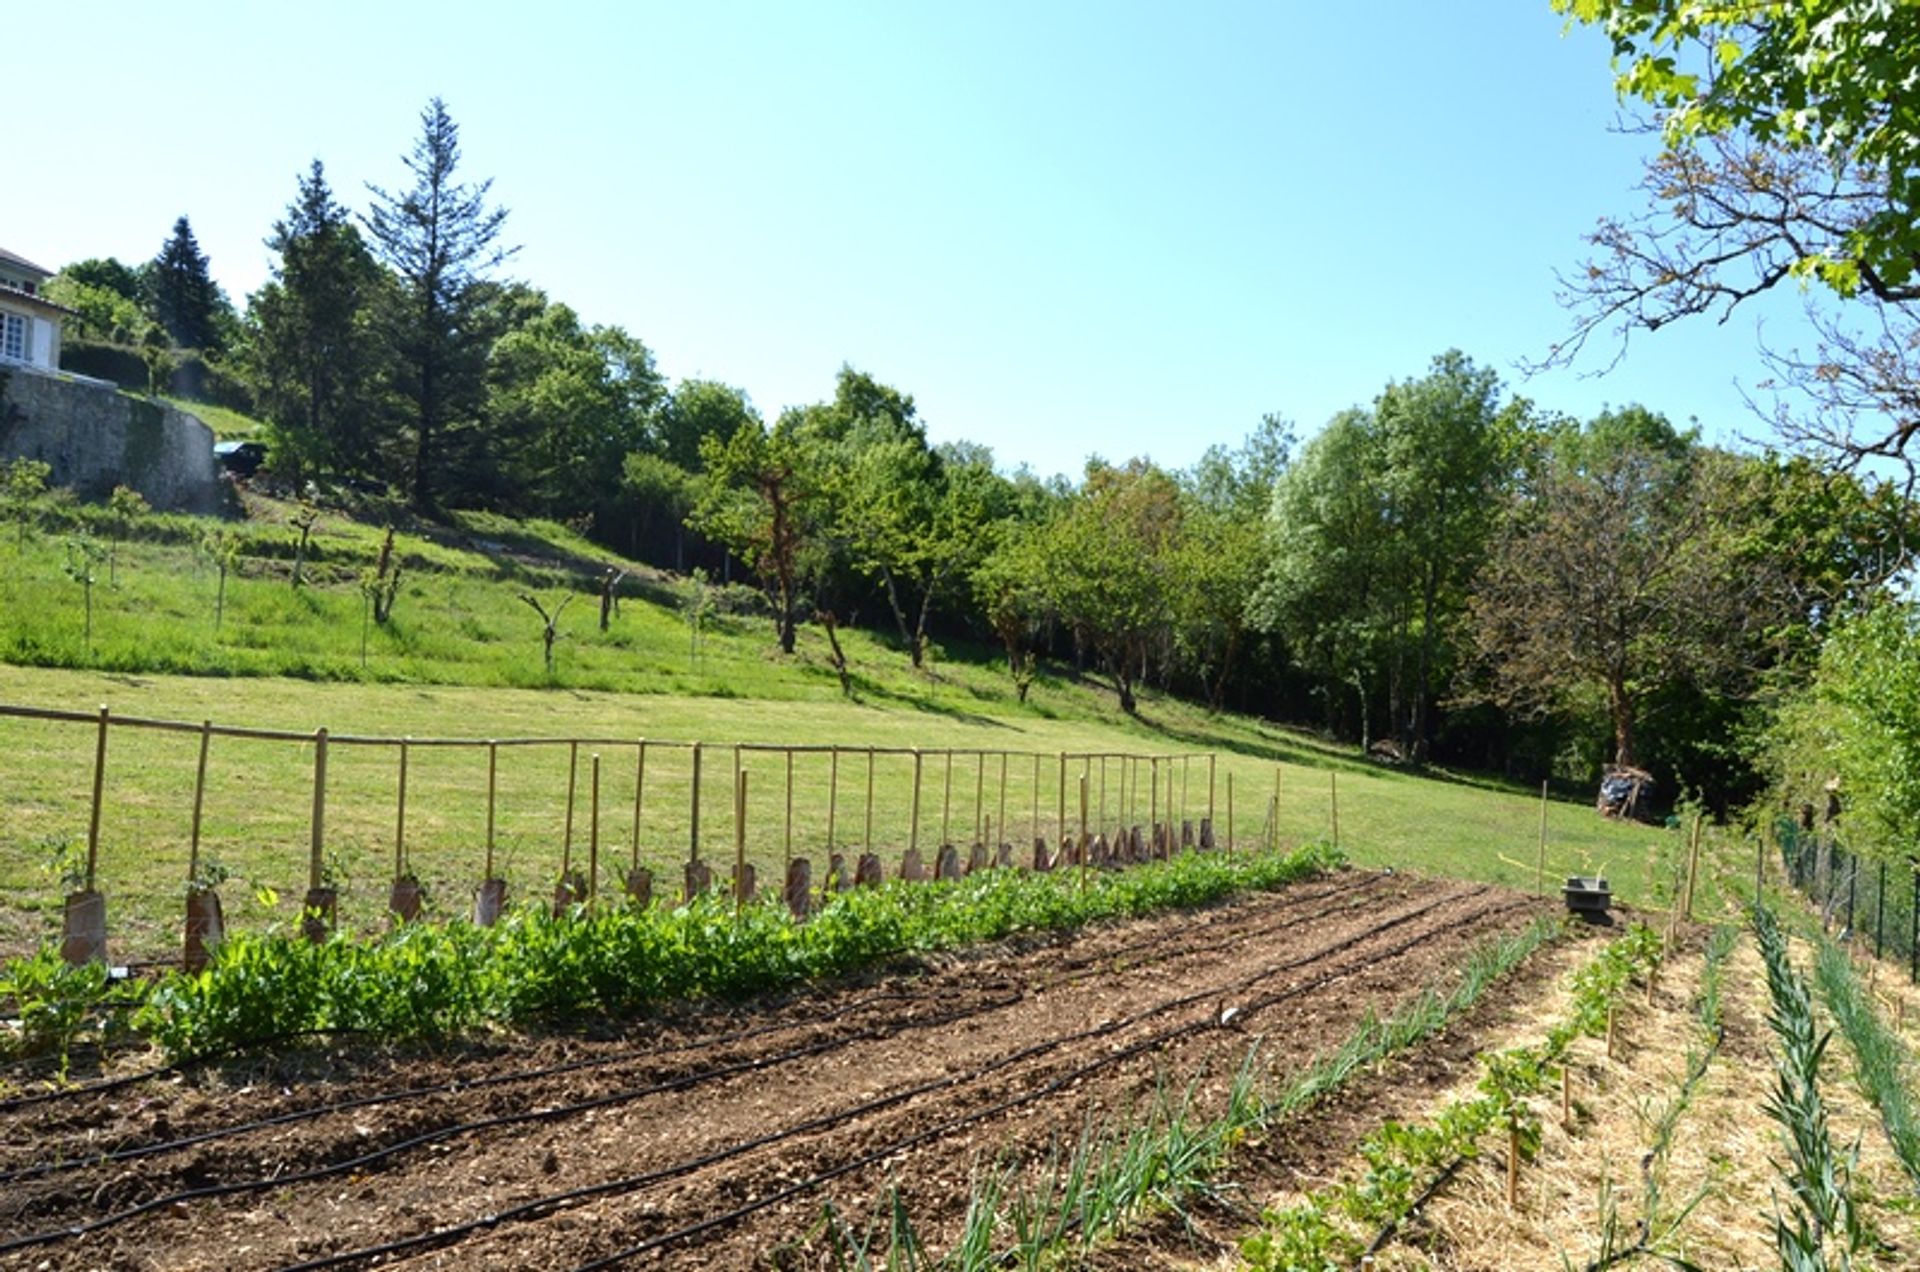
[1,881,1466,1262]
[5,870,1382,1187]
[0,989,945,1186]
[269,888,1510,1272]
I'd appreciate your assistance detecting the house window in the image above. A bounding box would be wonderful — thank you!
[0,312,26,362]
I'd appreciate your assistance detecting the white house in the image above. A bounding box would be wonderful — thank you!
[0,247,67,373]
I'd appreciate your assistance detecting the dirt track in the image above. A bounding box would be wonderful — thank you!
[0,869,1551,1270]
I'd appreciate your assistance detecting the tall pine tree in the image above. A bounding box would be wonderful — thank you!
[365,98,513,509]
[151,216,220,351]
[250,161,392,480]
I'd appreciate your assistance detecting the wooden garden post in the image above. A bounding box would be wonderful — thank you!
[1537,779,1550,896]
[484,741,499,879]
[85,705,109,892]
[588,753,602,900]
[1227,772,1235,857]
[563,740,579,869]
[1031,754,1041,847]
[689,741,703,862]
[1098,754,1108,840]
[1150,757,1159,844]
[1329,769,1340,851]
[632,740,647,872]
[188,719,211,882]
[734,766,748,919]
[911,748,924,853]
[1078,772,1089,895]
[1207,753,1216,832]
[997,752,1008,847]
[864,746,875,852]
[309,727,329,893]
[827,747,839,855]
[941,749,953,846]
[784,748,795,869]
[394,739,410,881]
[1057,752,1067,849]
[974,751,986,845]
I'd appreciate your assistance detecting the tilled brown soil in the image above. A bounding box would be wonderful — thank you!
[0,869,1554,1271]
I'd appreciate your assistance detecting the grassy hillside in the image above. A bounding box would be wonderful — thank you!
[0,494,1687,962]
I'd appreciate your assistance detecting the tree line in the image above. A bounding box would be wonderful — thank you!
[34,92,1920,815]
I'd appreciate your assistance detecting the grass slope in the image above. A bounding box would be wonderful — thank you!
[0,497,1673,961]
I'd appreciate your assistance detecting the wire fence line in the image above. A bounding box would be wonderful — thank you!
[1777,819,1920,984]
[0,702,1258,966]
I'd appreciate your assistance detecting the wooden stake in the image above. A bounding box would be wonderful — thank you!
[911,749,924,852]
[827,747,839,854]
[784,748,794,868]
[1506,1124,1520,1209]
[187,720,211,884]
[1057,753,1066,847]
[975,751,986,845]
[588,753,601,900]
[998,752,1008,847]
[1605,1004,1616,1060]
[631,740,646,871]
[484,741,498,879]
[1330,769,1340,850]
[1098,754,1107,840]
[1208,754,1216,832]
[562,740,579,871]
[734,766,748,919]
[1227,772,1235,857]
[1078,772,1089,895]
[1537,779,1550,896]
[85,705,109,892]
[941,749,953,846]
[308,727,329,892]
[1031,754,1041,847]
[1561,1064,1571,1124]
[394,739,410,879]
[1181,755,1190,827]
[689,741,702,862]
[1150,757,1159,842]
[864,746,875,851]
[1683,814,1704,920]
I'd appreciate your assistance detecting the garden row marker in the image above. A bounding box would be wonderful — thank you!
[1682,813,1703,919]
[1536,780,1549,896]
[182,719,220,971]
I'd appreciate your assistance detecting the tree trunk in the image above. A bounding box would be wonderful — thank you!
[877,567,917,665]
[912,575,942,671]
[1607,676,1636,767]
[1412,570,1438,762]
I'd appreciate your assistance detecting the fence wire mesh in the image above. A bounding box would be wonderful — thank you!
[1777,820,1920,984]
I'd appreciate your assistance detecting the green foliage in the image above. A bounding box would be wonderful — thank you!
[1811,934,1920,1186]
[134,841,1340,1061]
[1554,0,1920,296]
[0,947,149,1070]
[1752,903,1871,1268]
[1244,923,1664,1270]
[150,215,224,352]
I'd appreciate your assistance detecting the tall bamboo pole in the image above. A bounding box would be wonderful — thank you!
[1031,754,1041,846]
[864,746,875,852]
[998,752,1008,846]
[1150,757,1159,842]
[1057,752,1067,848]
[1207,754,1216,833]
[562,740,579,870]
[1330,769,1340,851]
[941,750,953,845]
[1098,755,1108,840]
[1078,772,1089,895]
[1227,772,1235,857]
[974,751,985,844]
[784,748,794,869]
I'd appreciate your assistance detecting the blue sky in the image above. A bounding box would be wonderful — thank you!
[9,2,1817,480]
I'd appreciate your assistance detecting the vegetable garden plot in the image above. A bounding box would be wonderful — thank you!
[0,871,1548,1271]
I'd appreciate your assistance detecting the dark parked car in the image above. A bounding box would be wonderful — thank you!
[215,441,267,477]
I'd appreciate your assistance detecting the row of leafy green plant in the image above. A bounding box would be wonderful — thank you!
[811,915,1562,1272]
[1810,932,1920,1188]
[0,841,1339,1069]
[1584,923,1737,1272]
[1241,922,1666,1271]
[1752,902,1874,1270]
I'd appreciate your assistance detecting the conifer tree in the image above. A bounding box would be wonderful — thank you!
[151,216,220,351]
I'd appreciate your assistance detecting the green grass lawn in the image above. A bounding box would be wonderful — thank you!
[0,497,1698,963]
